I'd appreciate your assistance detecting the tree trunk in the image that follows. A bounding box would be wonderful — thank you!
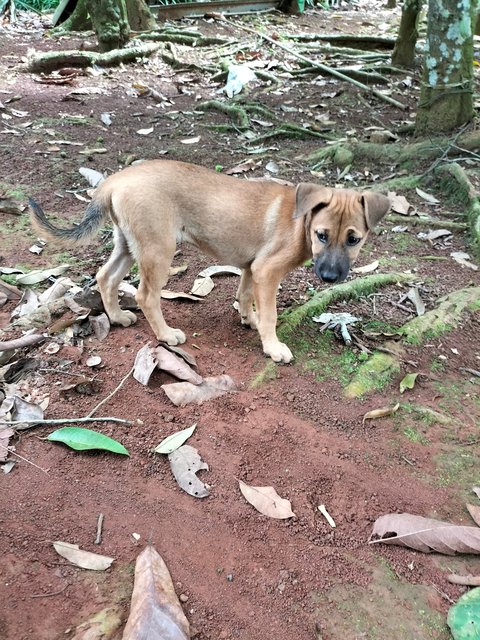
[386,0,396,8]
[415,0,476,135]
[476,11,480,34]
[126,0,157,31]
[391,0,422,68]
[55,0,91,32]
[85,0,130,52]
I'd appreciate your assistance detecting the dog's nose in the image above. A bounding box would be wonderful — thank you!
[319,269,340,283]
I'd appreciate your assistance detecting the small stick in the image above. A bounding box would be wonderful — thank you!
[0,443,48,473]
[447,574,480,586]
[85,365,135,418]
[318,504,336,528]
[95,513,104,545]
[0,334,46,351]
[31,584,68,599]
[0,417,132,427]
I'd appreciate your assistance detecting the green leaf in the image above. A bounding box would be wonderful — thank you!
[47,427,129,456]
[400,372,418,394]
[447,587,480,639]
[153,424,196,455]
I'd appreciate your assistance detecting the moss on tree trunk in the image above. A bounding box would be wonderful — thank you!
[391,0,423,68]
[85,0,130,52]
[55,0,90,32]
[125,0,157,31]
[415,0,476,135]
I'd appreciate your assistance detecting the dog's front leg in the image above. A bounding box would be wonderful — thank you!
[235,268,257,329]
[251,264,293,364]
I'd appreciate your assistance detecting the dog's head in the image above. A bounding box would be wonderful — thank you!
[294,184,390,284]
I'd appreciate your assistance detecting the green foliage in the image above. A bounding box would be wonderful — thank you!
[18,0,59,11]
[448,588,480,640]
[47,427,129,455]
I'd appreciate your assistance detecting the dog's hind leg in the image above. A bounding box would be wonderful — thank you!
[235,268,257,329]
[96,226,137,327]
[136,247,186,346]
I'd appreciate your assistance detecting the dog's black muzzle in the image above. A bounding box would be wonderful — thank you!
[314,248,350,284]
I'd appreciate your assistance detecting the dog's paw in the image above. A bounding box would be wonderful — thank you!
[263,341,293,364]
[241,312,258,330]
[159,328,186,346]
[111,310,137,327]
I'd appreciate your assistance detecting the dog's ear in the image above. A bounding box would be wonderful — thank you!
[361,192,391,229]
[293,184,332,219]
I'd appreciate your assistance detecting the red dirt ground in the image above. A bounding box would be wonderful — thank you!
[0,5,479,640]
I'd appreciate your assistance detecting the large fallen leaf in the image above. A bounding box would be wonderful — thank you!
[47,427,129,455]
[79,166,105,188]
[415,187,440,205]
[53,541,114,570]
[15,264,70,285]
[154,424,196,455]
[155,346,202,385]
[168,445,209,498]
[38,277,76,304]
[239,480,295,519]
[164,344,197,368]
[406,287,425,316]
[363,403,399,424]
[122,545,190,640]
[448,587,480,640]
[197,265,242,278]
[133,344,157,386]
[190,276,214,297]
[451,251,479,271]
[10,289,39,319]
[400,372,418,393]
[370,513,480,554]
[352,260,379,275]
[90,313,110,341]
[162,374,236,406]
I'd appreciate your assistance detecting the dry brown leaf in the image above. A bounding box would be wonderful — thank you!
[162,374,236,406]
[133,344,157,386]
[168,264,188,276]
[225,159,256,175]
[163,345,197,368]
[370,513,480,554]
[352,260,379,275]
[388,192,412,215]
[190,276,214,297]
[197,265,242,278]
[168,445,209,498]
[155,346,202,385]
[363,403,399,424]
[122,545,190,640]
[53,541,114,570]
[90,313,110,342]
[406,287,425,316]
[466,504,480,527]
[11,395,44,428]
[160,290,201,302]
[239,480,295,519]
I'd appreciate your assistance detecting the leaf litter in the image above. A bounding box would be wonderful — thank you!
[168,444,209,498]
[53,541,114,571]
[239,480,295,519]
[154,424,197,455]
[162,374,236,406]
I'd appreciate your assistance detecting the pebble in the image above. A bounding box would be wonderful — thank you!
[226,573,234,582]
[179,593,189,603]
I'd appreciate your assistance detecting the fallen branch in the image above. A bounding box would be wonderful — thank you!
[1,417,132,429]
[23,43,161,73]
[225,20,405,110]
[387,214,467,231]
[0,334,46,352]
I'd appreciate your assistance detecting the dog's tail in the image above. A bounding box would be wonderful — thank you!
[29,192,110,244]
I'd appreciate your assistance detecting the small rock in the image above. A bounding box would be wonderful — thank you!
[226,574,234,582]
[179,593,189,603]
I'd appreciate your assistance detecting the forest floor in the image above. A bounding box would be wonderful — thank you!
[0,3,479,639]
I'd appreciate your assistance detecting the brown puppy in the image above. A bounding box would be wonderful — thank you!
[30,160,390,363]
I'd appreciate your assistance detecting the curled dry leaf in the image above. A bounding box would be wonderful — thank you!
[11,395,44,429]
[10,289,39,319]
[122,545,190,640]
[370,513,480,554]
[388,192,412,215]
[155,346,202,385]
[133,344,157,386]
[239,480,295,519]
[168,445,209,498]
[197,265,242,278]
[363,403,400,424]
[190,276,214,297]
[79,166,105,188]
[162,374,236,407]
[415,187,440,205]
[164,344,197,368]
[38,277,76,304]
[15,264,70,285]
[161,290,201,302]
[0,427,14,462]
[225,159,256,175]
[90,313,110,341]
[53,541,114,570]
[154,424,196,455]
[406,287,425,316]
[352,260,379,275]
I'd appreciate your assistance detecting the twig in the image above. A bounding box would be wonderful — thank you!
[447,573,480,587]
[0,417,132,427]
[0,334,46,351]
[422,125,468,176]
[225,20,406,110]
[85,365,135,418]
[460,367,480,378]
[31,584,68,599]
[429,581,455,604]
[0,443,48,473]
[95,513,104,545]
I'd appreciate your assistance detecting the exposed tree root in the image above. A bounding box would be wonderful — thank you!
[284,33,396,50]
[197,100,250,130]
[345,286,480,398]
[138,32,232,46]
[387,214,467,231]
[278,272,415,342]
[23,43,160,73]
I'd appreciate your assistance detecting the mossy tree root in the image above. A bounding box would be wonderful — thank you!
[197,100,250,130]
[345,285,480,397]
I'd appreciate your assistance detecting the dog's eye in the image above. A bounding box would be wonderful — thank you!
[316,231,328,244]
[347,235,361,246]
